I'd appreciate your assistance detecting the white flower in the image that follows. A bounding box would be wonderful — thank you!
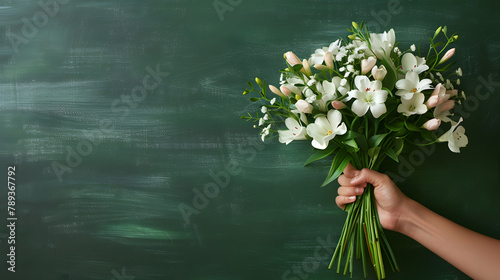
[278,118,308,145]
[348,76,388,118]
[270,98,276,105]
[261,106,267,113]
[263,114,269,120]
[438,118,468,153]
[260,124,271,141]
[306,110,347,150]
[456,67,463,76]
[397,92,427,116]
[395,71,433,100]
[367,29,396,60]
[410,44,416,52]
[315,80,337,112]
[258,118,264,126]
[308,40,342,65]
[400,53,429,74]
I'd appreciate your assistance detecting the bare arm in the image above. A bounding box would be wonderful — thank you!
[336,163,500,280]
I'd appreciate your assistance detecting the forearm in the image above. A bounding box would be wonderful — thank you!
[397,199,500,280]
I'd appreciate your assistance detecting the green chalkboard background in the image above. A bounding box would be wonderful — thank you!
[0,0,499,279]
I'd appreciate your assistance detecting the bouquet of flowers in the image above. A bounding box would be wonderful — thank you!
[241,22,467,279]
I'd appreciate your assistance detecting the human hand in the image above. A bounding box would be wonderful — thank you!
[335,163,411,232]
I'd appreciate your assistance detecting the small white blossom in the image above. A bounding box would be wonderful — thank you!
[456,67,463,76]
[410,44,416,52]
[270,98,276,105]
[258,118,264,126]
[261,106,267,113]
[456,79,461,85]
[263,114,269,120]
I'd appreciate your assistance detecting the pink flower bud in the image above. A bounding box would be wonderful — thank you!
[426,95,440,108]
[269,85,285,98]
[324,51,334,71]
[438,48,455,64]
[422,118,441,131]
[279,85,292,96]
[434,100,455,117]
[446,89,458,96]
[295,100,313,114]
[331,101,346,110]
[361,56,377,74]
[285,51,302,66]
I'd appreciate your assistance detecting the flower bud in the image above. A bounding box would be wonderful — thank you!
[426,83,446,108]
[284,51,302,66]
[422,118,441,131]
[331,101,346,110]
[438,48,455,64]
[446,89,458,96]
[243,90,249,95]
[371,65,387,81]
[280,85,292,96]
[433,26,442,38]
[324,52,334,71]
[352,21,359,30]
[269,85,285,98]
[255,77,262,86]
[314,64,328,71]
[301,59,312,76]
[295,100,313,114]
[361,56,377,74]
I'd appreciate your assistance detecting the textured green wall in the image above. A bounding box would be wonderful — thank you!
[0,0,499,279]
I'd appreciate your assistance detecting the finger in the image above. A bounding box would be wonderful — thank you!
[350,168,390,188]
[337,186,364,197]
[343,162,360,178]
[338,174,352,186]
[335,195,357,210]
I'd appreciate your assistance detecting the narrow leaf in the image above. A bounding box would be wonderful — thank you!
[304,147,337,166]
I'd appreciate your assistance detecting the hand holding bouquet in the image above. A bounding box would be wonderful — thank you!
[242,22,466,279]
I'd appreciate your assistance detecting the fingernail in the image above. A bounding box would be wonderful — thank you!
[348,196,356,200]
[355,188,363,194]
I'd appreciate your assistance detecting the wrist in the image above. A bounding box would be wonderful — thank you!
[393,198,422,236]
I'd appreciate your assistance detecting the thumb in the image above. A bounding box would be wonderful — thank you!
[350,168,389,188]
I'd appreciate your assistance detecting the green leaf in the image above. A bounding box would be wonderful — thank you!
[381,57,397,90]
[394,138,404,156]
[341,130,364,141]
[292,64,303,72]
[321,150,351,187]
[385,119,404,131]
[344,139,359,152]
[420,129,437,142]
[247,81,253,88]
[368,147,381,159]
[368,133,388,148]
[304,146,337,166]
[404,119,421,131]
[249,97,260,102]
[240,115,251,119]
[385,147,399,162]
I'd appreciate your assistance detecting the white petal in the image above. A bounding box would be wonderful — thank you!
[327,110,342,127]
[370,103,387,118]
[351,100,369,117]
[354,75,370,91]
